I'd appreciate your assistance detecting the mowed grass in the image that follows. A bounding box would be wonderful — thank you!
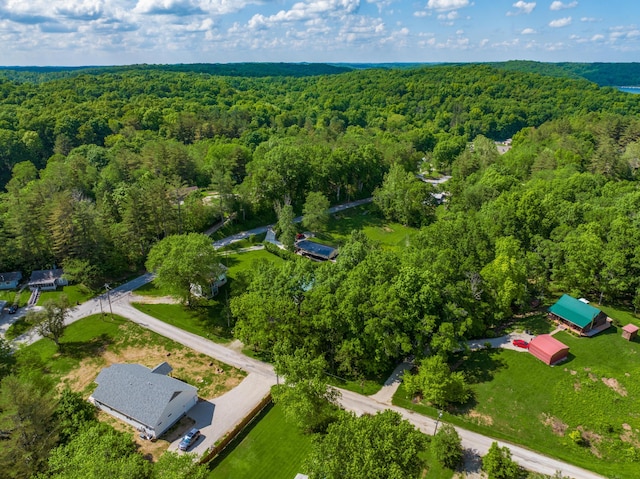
[394,307,640,479]
[318,204,417,250]
[208,403,313,479]
[131,302,232,343]
[38,284,94,306]
[0,289,30,307]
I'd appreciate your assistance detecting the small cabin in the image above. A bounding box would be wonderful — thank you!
[548,294,610,336]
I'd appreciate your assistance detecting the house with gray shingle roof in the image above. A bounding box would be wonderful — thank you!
[28,268,68,291]
[89,363,198,439]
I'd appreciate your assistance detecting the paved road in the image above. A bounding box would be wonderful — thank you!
[10,213,605,478]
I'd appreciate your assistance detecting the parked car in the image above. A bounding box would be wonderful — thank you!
[512,339,529,349]
[179,428,201,451]
[8,305,17,314]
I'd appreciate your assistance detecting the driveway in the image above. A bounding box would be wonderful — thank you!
[465,331,536,352]
[169,373,275,456]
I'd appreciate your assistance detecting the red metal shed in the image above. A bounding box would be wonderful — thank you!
[528,334,570,365]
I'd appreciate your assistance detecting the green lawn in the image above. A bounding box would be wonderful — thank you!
[0,289,30,307]
[15,314,131,376]
[4,317,31,340]
[394,307,640,479]
[208,403,313,479]
[317,204,417,250]
[37,284,94,306]
[131,302,232,343]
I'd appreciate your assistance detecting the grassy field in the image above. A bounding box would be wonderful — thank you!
[208,403,313,479]
[131,302,232,343]
[394,306,640,479]
[133,250,285,343]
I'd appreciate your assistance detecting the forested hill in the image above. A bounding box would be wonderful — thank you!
[2,62,640,282]
[487,60,640,86]
[0,62,351,83]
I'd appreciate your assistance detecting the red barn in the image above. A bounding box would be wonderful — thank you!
[528,334,570,365]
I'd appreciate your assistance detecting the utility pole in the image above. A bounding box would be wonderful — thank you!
[434,410,443,435]
[105,283,113,319]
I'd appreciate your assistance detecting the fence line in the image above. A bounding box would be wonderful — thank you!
[199,392,273,465]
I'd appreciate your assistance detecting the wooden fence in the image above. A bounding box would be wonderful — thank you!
[199,392,273,465]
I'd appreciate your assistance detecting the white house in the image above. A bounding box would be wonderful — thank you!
[190,264,228,299]
[0,271,22,290]
[89,362,198,439]
[28,269,68,291]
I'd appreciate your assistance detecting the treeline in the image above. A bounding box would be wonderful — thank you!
[489,60,640,87]
[2,64,640,285]
[0,62,351,84]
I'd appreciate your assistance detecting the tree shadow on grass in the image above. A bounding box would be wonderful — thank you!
[59,333,113,360]
[456,348,507,385]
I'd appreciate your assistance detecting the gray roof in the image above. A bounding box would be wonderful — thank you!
[151,361,173,375]
[0,271,22,283]
[92,364,197,429]
[29,268,64,284]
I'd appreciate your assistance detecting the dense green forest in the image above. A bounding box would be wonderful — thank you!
[2,63,640,477]
[488,60,640,86]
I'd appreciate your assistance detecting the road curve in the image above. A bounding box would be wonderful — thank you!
[13,209,605,479]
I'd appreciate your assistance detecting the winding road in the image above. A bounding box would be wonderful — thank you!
[11,199,604,479]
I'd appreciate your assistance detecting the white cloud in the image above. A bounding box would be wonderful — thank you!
[580,17,597,22]
[507,1,536,16]
[437,10,458,22]
[427,0,469,12]
[549,16,571,27]
[591,34,604,41]
[521,27,536,34]
[479,38,489,47]
[414,10,428,17]
[550,1,577,10]
[246,0,360,29]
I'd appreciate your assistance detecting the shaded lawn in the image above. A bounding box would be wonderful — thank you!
[38,284,94,306]
[15,315,129,376]
[208,403,313,479]
[4,317,31,340]
[394,317,640,479]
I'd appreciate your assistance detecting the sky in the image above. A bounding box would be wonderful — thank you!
[0,0,638,66]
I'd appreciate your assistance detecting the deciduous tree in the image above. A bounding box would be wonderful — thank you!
[305,410,426,479]
[302,191,330,232]
[26,295,73,347]
[482,442,522,479]
[146,233,221,306]
[431,423,463,470]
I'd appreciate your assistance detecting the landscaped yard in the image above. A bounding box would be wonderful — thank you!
[394,306,640,479]
[208,403,313,479]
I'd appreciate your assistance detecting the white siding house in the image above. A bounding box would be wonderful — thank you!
[89,363,198,439]
[28,269,68,291]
